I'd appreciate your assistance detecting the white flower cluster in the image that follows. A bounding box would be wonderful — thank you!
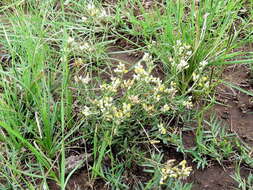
[101,77,121,93]
[114,62,128,74]
[160,160,192,185]
[158,123,167,135]
[182,96,193,109]
[67,37,93,53]
[192,60,210,90]
[74,75,91,84]
[170,40,192,72]
[81,2,110,22]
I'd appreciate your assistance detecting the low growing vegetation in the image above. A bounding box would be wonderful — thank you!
[0,0,252,189]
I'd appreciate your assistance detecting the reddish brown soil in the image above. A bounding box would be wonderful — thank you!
[48,170,108,190]
[215,65,253,145]
[189,164,250,190]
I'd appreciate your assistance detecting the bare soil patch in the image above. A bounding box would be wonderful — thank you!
[215,64,253,146]
[189,164,249,190]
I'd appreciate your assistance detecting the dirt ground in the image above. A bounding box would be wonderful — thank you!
[215,65,253,146]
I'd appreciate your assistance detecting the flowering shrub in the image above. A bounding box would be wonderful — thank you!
[76,53,193,139]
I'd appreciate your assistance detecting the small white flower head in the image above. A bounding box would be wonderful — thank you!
[186,50,192,56]
[151,77,162,86]
[154,94,161,102]
[87,2,95,10]
[86,2,109,20]
[122,103,132,117]
[192,72,200,81]
[98,9,108,18]
[178,46,185,55]
[134,62,148,77]
[168,56,174,62]
[142,53,152,62]
[161,104,170,112]
[177,59,189,71]
[176,40,182,46]
[86,3,100,16]
[114,62,128,74]
[111,77,121,88]
[67,37,74,44]
[159,159,192,184]
[201,76,208,82]
[199,60,208,68]
[79,42,91,51]
[82,106,92,117]
[170,81,177,88]
[81,16,88,22]
[156,84,166,92]
[184,44,191,49]
[128,95,140,104]
[158,123,167,135]
[73,58,84,67]
[182,97,193,109]
[203,81,210,89]
[142,103,154,113]
[122,79,134,89]
[74,75,91,84]
[98,97,113,112]
[142,53,153,72]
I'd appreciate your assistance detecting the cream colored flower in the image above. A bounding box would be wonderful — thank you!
[128,95,140,104]
[98,9,108,18]
[122,79,134,89]
[192,72,200,81]
[100,77,121,93]
[186,50,192,56]
[142,53,152,62]
[161,104,170,112]
[158,123,167,135]
[182,98,193,109]
[97,97,113,112]
[168,57,174,62]
[150,140,160,144]
[170,81,177,88]
[115,62,128,74]
[87,3,100,16]
[67,37,74,44]
[160,159,192,184]
[134,63,147,76]
[81,106,92,117]
[81,16,88,22]
[151,76,162,85]
[79,42,91,51]
[74,75,91,84]
[122,103,131,117]
[154,94,161,102]
[176,40,182,46]
[177,59,189,71]
[142,103,155,113]
[200,60,208,68]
